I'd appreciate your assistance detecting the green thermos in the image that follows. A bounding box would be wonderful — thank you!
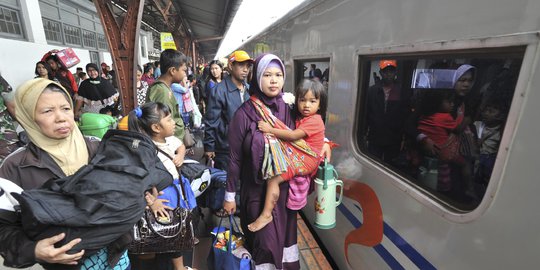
[314,159,343,229]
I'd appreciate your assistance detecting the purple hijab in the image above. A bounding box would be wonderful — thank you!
[249,54,286,108]
[452,64,476,87]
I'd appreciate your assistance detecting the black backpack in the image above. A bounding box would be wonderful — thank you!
[14,130,173,258]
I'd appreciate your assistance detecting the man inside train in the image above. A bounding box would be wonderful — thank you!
[365,60,411,165]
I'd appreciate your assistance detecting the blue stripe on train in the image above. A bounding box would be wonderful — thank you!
[338,204,405,270]
[338,203,437,270]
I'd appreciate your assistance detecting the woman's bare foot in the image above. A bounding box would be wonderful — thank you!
[248,214,273,232]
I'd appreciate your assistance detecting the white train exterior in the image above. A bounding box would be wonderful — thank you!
[238,0,540,269]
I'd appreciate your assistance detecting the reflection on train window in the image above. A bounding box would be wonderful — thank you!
[356,49,524,210]
[294,59,330,87]
[294,59,331,121]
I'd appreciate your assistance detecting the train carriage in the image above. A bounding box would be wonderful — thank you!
[239,0,540,269]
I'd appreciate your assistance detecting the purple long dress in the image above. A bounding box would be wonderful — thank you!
[226,54,300,269]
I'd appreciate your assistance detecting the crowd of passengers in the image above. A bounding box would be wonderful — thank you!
[0,47,519,269]
[365,59,518,204]
[0,49,333,270]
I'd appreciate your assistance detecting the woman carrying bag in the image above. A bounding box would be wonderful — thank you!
[0,78,129,269]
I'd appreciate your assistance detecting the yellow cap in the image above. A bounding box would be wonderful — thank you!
[118,115,129,131]
[228,50,253,63]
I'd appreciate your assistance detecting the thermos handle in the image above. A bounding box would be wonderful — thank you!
[333,168,343,206]
[335,179,343,206]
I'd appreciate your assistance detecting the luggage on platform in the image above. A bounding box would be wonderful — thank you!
[78,113,117,139]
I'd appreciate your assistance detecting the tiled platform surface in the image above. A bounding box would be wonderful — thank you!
[297,214,334,270]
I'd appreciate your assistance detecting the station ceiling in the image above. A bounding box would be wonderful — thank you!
[111,0,242,61]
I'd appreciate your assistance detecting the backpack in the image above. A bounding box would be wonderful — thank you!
[14,130,173,258]
[181,159,211,198]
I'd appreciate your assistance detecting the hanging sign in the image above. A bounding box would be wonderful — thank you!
[160,32,177,51]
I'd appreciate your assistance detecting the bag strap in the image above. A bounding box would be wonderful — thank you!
[213,215,226,246]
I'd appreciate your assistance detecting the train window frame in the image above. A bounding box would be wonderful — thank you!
[352,33,537,222]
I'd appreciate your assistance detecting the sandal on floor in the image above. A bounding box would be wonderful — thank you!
[214,208,228,217]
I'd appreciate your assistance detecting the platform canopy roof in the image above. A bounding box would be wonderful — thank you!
[110,0,242,61]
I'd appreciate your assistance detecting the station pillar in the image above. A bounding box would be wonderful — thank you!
[94,0,144,113]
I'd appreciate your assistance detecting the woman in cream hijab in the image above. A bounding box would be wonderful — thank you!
[0,78,130,269]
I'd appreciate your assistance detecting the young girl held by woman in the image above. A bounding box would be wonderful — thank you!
[126,102,197,270]
[417,89,465,191]
[249,79,327,232]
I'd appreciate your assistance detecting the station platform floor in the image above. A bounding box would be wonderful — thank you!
[189,212,333,270]
[0,213,333,270]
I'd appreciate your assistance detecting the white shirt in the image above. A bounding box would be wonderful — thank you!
[153,136,183,179]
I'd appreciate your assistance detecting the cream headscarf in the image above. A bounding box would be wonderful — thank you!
[15,78,88,176]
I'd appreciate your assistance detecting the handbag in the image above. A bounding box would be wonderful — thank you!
[183,128,196,148]
[128,161,194,254]
[207,215,254,270]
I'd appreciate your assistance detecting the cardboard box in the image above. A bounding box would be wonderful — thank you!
[56,48,80,69]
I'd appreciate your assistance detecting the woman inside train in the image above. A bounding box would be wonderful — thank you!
[415,64,478,201]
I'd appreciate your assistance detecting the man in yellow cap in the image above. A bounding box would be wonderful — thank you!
[203,50,253,170]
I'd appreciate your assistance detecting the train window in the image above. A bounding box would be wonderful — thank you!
[356,49,524,210]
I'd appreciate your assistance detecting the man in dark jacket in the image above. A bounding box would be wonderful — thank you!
[203,50,253,170]
[365,60,411,164]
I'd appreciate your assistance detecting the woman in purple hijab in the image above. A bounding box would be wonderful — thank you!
[223,54,300,269]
